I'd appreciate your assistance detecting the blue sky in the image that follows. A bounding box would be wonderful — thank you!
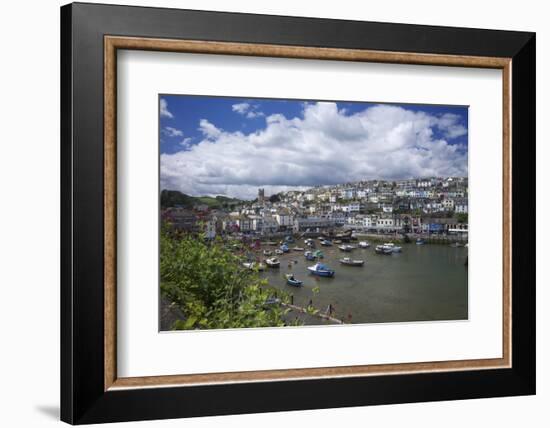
[160,95,468,200]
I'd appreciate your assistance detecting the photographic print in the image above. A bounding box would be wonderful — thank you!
[159,95,469,331]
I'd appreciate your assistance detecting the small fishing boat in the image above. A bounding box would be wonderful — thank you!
[320,239,333,246]
[304,250,316,261]
[358,241,370,248]
[338,244,355,252]
[293,246,305,251]
[280,244,290,253]
[375,245,393,255]
[382,242,402,253]
[285,274,303,287]
[416,238,426,245]
[275,249,284,255]
[263,249,273,256]
[339,257,364,266]
[284,236,295,243]
[265,241,277,246]
[307,263,335,277]
[333,239,342,244]
[265,257,281,268]
[313,249,324,259]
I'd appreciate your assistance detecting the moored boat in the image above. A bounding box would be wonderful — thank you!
[292,246,305,251]
[382,242,402,253]
[339,257,364,266]
[280,244,290,253]
[265,257,281,268]
[307,262,335,277]
[263,249,273,256]
[358,241,370,248]
[304,250,316,261]
[375,244,393,255]
[416,238,425,245]
[338,244,355,252]
[313,250,324,259]
[275,249,284,255]
[320,239,333,246]
[285,274,303,287]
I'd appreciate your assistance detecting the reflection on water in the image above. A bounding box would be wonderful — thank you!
[259,242,468,325]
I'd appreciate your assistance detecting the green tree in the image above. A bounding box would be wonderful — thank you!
[457,213,468,224]
[160,224,294,330]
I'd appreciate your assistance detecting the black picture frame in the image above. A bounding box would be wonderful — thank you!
[61,2,535,424]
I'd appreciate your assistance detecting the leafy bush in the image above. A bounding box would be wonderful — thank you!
[161,224,293,330]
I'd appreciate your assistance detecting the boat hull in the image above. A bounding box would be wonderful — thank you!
[308,268,335,277]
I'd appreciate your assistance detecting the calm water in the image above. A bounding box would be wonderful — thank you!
[259,241,468,325]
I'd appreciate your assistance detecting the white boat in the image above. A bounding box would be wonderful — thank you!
[275,249,284,255]
[265,257,281,268]
[338,244,355,252]
[358,241,370,248]
[381,242,402,253]
[375,244,393,255]
[339,257,364,266]
[263,249,273,256]
[293,246,305,251]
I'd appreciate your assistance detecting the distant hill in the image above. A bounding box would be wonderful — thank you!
[161,190,243,209]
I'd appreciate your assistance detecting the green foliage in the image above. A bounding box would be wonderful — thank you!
[160,224,294,330]
[161,189,242,210]
[456,213,468,224]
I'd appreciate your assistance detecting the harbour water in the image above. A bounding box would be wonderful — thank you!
[259,241,468,325]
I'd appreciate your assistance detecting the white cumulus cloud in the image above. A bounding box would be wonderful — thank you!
[160,98,174,118]
[161,102,467,200]
[232,102,264,119]
[162,126,183,137]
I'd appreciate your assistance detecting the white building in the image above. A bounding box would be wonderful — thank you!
[454,199,468,213]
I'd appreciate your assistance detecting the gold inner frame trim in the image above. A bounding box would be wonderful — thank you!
[104,35,512,391]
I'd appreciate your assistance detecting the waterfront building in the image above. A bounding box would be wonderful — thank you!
[454,198,468,213]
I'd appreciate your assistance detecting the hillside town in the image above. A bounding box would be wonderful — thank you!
[161,176,469,240]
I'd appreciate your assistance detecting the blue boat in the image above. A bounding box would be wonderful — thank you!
[307,263,335,277]
[416,238,426,245]
[280,244,290,253]
[304,251,316,261]
[285,274,303,287]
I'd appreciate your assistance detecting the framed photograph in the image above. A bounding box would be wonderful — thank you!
[61,2,535,424]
